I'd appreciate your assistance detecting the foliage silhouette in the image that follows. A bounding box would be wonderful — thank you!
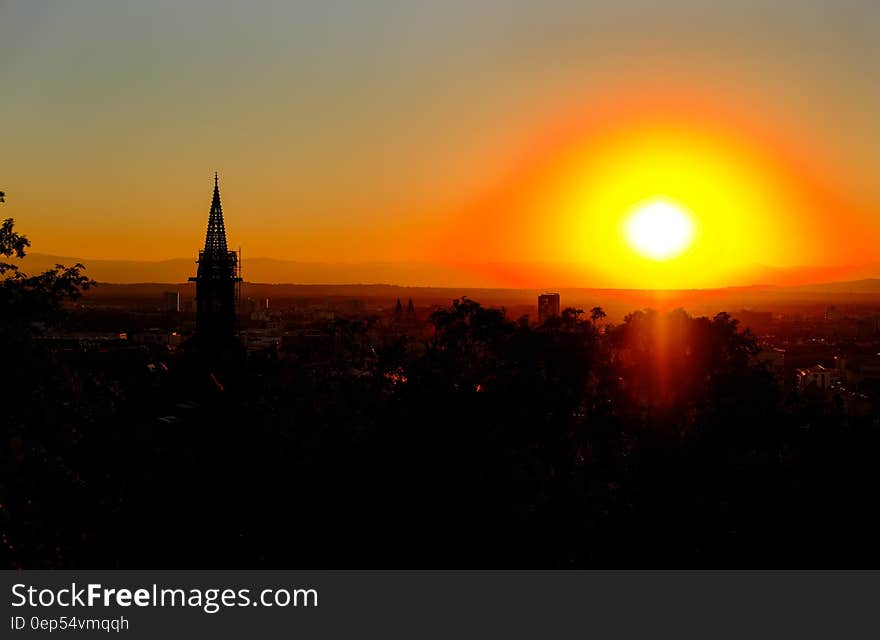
[2,222,878,567]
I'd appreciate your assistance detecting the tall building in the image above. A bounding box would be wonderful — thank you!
[189,173,242,345]
[162,290,180,313]
[538,293,560,323]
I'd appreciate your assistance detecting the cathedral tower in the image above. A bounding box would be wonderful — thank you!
[189,173,242,345]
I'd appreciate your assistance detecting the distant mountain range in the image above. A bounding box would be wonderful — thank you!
[12,252,880,291]
[13,253,485,287]
[784,278,880,293]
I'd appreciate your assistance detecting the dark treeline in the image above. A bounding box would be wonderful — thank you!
[3,219,880,568]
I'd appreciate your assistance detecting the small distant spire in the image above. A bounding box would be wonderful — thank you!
[214,171,219,188]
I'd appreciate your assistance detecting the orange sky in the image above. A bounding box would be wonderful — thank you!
[423,91,879,288]
[3,2,880,288]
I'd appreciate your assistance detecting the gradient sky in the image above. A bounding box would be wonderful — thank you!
[2,1,880,286]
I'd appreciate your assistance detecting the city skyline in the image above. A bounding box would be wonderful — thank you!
[10,0,880,611]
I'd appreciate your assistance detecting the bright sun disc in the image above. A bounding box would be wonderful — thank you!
[623,199,696,260]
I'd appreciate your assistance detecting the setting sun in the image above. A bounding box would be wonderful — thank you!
[623,198,696,261]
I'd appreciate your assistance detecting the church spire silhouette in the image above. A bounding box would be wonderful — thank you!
[204,171,228,254]
[189,173,242,346]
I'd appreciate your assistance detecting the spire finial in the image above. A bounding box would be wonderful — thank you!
[214,171,219,188]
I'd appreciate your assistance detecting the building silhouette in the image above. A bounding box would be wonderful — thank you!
[189,173,242,345]
[538,293,560,323]
[162,290,180,313]
[393,297,417,326]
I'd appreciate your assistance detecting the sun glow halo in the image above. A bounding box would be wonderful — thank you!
[623,199,696,261]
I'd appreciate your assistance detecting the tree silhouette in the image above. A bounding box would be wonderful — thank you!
[1,213,96,568]
[0,217,30,274]
[2,212,876,569]
[1,217,94,322]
